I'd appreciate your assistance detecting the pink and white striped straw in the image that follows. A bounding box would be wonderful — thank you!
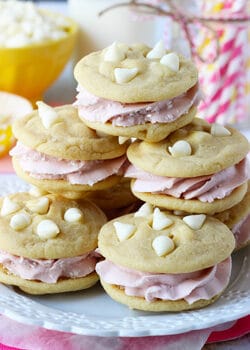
[196,0,249,125]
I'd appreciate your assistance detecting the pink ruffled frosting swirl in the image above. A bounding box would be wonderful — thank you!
[0,249,100,283]
[74,84,200,127]
[125,158,249,203]
[10,142,127,186]
[96,258,232,304]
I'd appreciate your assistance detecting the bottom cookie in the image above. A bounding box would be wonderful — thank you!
[0,265,99,295]
[100,280,222,312]
[13,157,122,199]
[131,182,248,215]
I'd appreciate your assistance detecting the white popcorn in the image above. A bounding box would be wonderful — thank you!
[168,140,192,157]
[36,101,59,129]
[114,67,139,84]
[134,203,153,218]
[0,0,68,48]
[210,124,231,136]
[1,197,20,216]
[104,42,125,62]
[36,219,60,240]
[64,208,83,223]
[183,214,206,230]
[152,208,173,230]
[113,221,135,242]
[160,53,180,72]
[152,235,175,256]
[26,197,50,215]
[21,21,33,36]
[5,32,32,48]
[29,185,48,197]
[50,30,66,41]
[146,40,165,59]
[10,212,31,230]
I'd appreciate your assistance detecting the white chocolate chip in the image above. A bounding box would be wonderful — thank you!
[1,197,20,216]
[26,197,50,214]
[210,124,231,136]
[152,235,175,256]
[114,67,139,84]
[134,203,153,218]
[36,101,59,129]
[36,219,60,240]
[118,136,130,145]
[160,53,180,72]
[29,185,48,197]
[104,42,125,62]
[152,208,173,230]
[10,212,31,230]
[146,40,165,59]
[183,214,206,230]
[64,208,83,223]
[168,140,192,157]
[113,221,135,241]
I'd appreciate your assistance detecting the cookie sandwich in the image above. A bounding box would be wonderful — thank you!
[0,192,106,294]
[86,178,142,219]
[11,104,129,199]
[74,41,199,142]
[125,118,250,214]
[215,181,250,250]
[96,204,235,311]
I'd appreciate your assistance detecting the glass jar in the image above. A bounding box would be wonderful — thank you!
[68,0,158,62]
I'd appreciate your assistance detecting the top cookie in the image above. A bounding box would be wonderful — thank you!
[127,118,250,177]
[12,104,128,160]
[0,192,106,259]
[74,42,198,103]
[98,206,235,273]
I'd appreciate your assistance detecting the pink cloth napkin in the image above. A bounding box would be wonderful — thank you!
[0,155,13,174]
[0,316,249,350]
[0,313,222,350]
[1,314,249,350]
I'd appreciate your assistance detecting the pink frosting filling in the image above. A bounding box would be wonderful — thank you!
[0,249,100,283]
[10,142,127,185]
[232,214,250,248]
[125,158,249,203]
[74,84,200,127]
[96,258,232,304]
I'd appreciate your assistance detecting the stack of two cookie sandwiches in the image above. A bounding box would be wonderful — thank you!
[0,102,136,294]
[74,41,250,311]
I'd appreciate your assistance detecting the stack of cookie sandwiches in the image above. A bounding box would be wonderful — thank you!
[73,41,250,311]
[2,104,134,294]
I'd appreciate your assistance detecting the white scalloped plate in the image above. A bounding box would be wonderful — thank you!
[0,174,250,337]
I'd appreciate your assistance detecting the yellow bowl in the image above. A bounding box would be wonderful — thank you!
[0,10,78,105]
